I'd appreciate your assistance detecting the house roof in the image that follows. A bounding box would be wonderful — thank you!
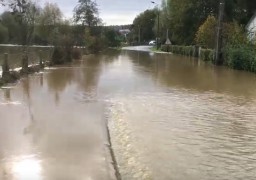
[246,11,256,30]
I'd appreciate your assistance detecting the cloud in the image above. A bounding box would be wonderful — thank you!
[0,0,161,25]
[101,13,138,25]
[45,0,160,25]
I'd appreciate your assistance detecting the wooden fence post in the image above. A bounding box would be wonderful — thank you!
[22,51,29,72]
[2,53,10,78]
[39,50,44,68]
[193,46,200,57]
[198,47,202,59]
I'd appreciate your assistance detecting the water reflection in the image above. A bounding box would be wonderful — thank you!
[127,50,256,98]
[46,68,74,93]
[22,77,31,99]
[4,89,11,101]
[11,155,42,180]
[78,55,101,93]
[40,73,44,87]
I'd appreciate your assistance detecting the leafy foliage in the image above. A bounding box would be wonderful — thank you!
[195,15,217,49]
[161,44,215,62]
[158,0,256,45]
[0,0,41,45]
[104,28,122,47]
[0,23,9,43]
[195,15,247,48]
[222,22,247,47]
[200,49,215,62]
[224,45,256,72]
[73,0,101,27]
[132,9,157,43]
[161,45,196,56]
[84,27,105,53]
[20,1,41,45]
[35,2,63,45]
[0,12,20,43]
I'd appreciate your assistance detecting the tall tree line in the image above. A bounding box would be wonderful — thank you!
[0,0,64,45]
[130,9,157,44]
[0,0,122,49]
[131,0,256,45]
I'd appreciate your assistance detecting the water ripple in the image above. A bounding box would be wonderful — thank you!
[107,90,256,180]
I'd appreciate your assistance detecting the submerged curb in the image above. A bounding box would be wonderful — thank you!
[106,120,122,180]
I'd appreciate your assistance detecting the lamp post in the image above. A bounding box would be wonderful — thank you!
[151,1,160,49]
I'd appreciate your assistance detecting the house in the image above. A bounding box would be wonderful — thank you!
[119,29,131,36]
[246,12,256,41]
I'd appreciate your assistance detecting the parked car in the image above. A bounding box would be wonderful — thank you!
[149,40,156,45]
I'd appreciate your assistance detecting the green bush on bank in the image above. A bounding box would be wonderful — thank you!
[161,45,195,56]
[160,44,168,52]
[161,43,256,74]
[51,47,66,65]
[72,48,82,60]
[224,44,256,72]
[200,49,215,62]
[161,45,215,61]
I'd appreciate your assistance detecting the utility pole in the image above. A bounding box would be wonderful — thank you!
[215,0,225,65]
[138,25,141,45]
[157,10,160,49]
[151,1,160,49]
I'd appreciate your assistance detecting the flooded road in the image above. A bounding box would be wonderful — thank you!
[1,49,256,179]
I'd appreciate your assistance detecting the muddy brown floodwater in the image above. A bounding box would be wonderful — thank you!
[1,48,256,180]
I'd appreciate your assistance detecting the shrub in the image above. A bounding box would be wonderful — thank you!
[224,44,256,72]
[161,45,195,56]
[161,45,215,62]
[195,15,217,49]
[222,22,247,47]
[200,49,215,62]
[161,45,171,52]
[104,28,122,47]
[51,34,74,65]
[85,27,105,54]
[184,46,194,56]
[51,47,65,65]
[0,24,9,44]
[72,48,82,60]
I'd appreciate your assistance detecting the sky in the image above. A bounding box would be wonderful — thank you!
[0,0,161,25]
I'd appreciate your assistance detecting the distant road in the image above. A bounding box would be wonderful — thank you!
[122,45,153,52]
[122,45,171,54]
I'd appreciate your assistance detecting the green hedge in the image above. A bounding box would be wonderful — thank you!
[200,49,215,62]
[161,45,215,61]
[224,45,256,72]
[161,43,256,74]
[161,45,196,56]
